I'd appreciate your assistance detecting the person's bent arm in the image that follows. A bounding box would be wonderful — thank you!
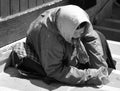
[41,39,104,85]
[83,29,108,68]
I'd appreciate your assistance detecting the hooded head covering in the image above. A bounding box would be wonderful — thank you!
[56,5,93,43]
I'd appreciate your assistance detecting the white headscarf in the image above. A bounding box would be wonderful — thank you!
[57,5,93,43]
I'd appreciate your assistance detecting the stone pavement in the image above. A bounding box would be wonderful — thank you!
[0,39,120,91]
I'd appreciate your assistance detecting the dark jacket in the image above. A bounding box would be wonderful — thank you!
[25,5,112,85]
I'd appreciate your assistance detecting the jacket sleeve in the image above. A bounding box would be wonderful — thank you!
[83,29,108,68]
[41,34,102,85]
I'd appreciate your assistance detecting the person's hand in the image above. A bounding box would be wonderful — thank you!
[85,66,109,85]
[97,66,109,85]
